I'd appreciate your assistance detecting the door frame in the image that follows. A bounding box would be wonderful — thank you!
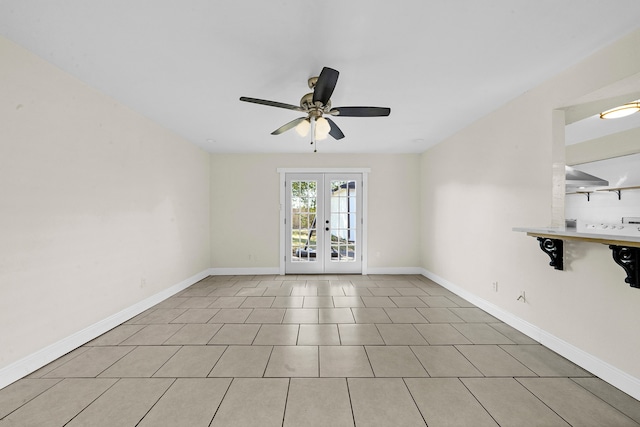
[278,168,370,276]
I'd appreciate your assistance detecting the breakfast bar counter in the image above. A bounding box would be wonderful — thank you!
[513,226,640,288]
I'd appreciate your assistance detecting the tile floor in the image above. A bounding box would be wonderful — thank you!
[1,274,640,426]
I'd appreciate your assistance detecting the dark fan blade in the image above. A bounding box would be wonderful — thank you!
[240,97,303,112]
[325,118,345,140]
[312,67,339,105]
[271,117,308,135]
[331,106,391,117]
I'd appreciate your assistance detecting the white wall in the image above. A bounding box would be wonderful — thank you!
[210,153,421,272]
[420,29,640,396]
[0,37,211,375]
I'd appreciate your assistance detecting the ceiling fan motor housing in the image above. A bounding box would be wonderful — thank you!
[300,93,331,114]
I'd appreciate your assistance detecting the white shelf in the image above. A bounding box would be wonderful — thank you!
[567,185,640,201]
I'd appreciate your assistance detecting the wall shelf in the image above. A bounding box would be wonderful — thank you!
[513,227,640,289]
[567,185,640,202]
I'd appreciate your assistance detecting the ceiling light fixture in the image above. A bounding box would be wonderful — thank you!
[295,119,310,137]
[294,117,331,140]
[599,100,640,119]
[315,117,331,140]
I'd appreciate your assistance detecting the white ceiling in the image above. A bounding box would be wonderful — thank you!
[2,1,640,154]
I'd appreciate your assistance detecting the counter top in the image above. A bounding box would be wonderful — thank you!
[514,226,640,287]
[513,226,640,248]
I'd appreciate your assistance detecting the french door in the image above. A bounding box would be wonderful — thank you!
[285,173,362,274]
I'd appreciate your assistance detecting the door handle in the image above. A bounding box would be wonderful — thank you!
[325,227,329,231]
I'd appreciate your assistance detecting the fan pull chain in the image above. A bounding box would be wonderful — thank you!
[311,116,317,153]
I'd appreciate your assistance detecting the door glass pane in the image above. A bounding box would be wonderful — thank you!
[330,180,356,262]
[291,180,317,262]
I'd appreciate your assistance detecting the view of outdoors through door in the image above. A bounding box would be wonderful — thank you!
[290,179,318,265]
[329,179,357,264]
[286,173,362,274]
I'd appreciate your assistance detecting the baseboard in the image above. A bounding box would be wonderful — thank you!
[0,269,210,390]
[420,268,640,401]
[209,267,280,276]
[207,266,424,276]
[208,267,426,276]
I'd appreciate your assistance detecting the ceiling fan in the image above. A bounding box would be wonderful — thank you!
[240,67,390,151]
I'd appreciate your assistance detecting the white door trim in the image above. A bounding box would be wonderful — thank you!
[278,168,369,276]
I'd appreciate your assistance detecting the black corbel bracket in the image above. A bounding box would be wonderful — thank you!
[609,245,640,289]
[537,237,564,270]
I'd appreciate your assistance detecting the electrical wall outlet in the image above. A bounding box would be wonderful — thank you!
[492,281,498,292]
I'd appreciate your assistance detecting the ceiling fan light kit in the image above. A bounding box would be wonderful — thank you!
[295,118,310,137]
[297,116,330,141]
[240,67,390,152]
